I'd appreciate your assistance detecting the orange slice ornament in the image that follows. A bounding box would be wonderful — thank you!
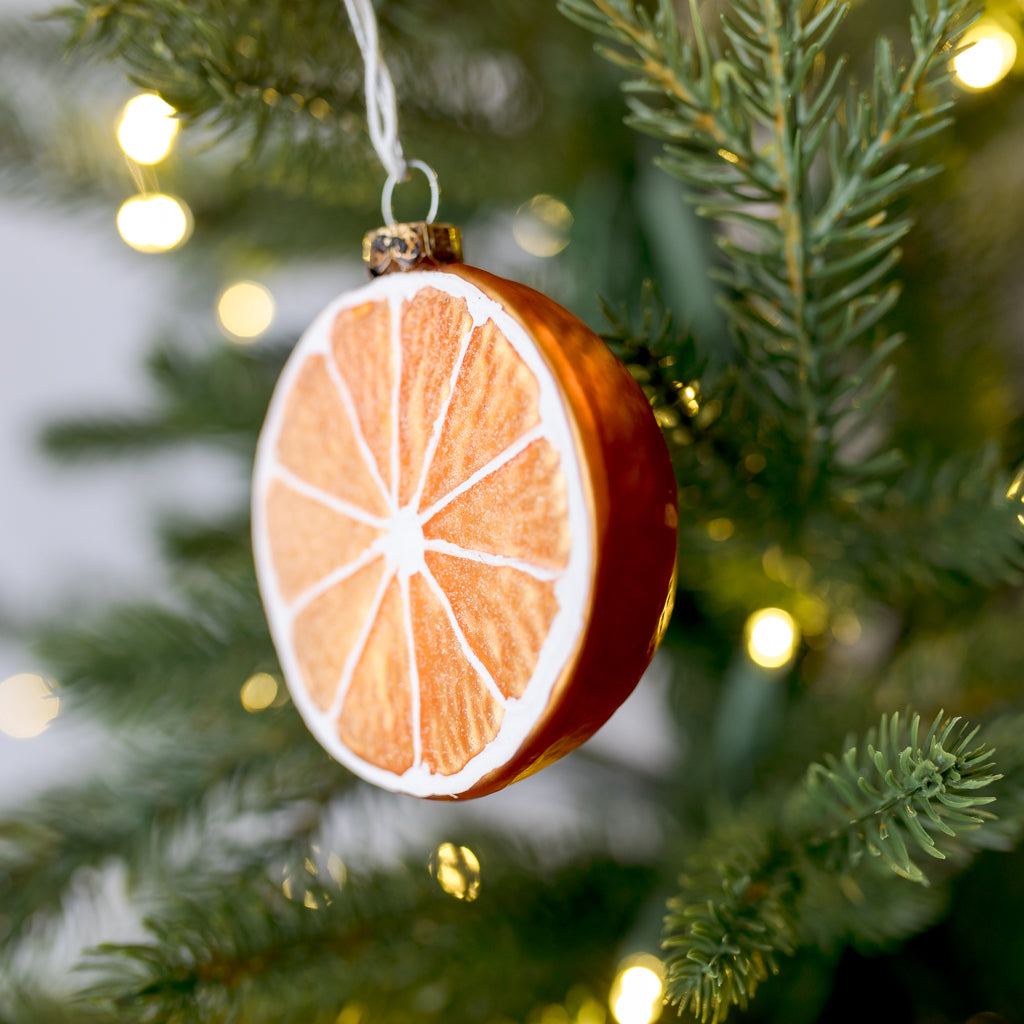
[252,221,678,799]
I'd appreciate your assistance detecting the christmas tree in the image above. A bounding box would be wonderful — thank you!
[3,0,1024,1020]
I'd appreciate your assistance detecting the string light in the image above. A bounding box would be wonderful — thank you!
[609,955,665,1024]
[429,842,481,901]
[0,673,59,739]
[217,281,276,341]
[117,94,180,164]
[954,22,1017,90]
[745,607,799,669]
[240,672,278,712]
[117,194,192,253]
[513,194,573,257]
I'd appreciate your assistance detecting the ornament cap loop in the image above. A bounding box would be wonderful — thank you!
[382,159,440,225]
[362,222,463,277]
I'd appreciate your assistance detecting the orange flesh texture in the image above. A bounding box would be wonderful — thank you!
[291,559,387,711]
[437,265,678,800]
[409,573,504,775]
[425,551,559,700]
[266,479,383,604]
[331,300,395,497]
[269,279,581,781]
[398,289,473,507]
[420,319,541,510]
[422,439,570,571]
[275,356,390,519]
[338,578,414,774]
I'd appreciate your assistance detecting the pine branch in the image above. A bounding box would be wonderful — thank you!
[795,711,1000,882]
[40,341,286,463]
[0,735,341,953]
[73,854,655,1024]
[661,709,1001,1022]
[32,569,276,725]
[561,0,978,500]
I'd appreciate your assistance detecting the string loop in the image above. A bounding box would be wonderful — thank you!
[342,0,441,223]
[382,159,440,225]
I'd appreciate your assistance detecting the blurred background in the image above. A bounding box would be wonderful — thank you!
[3,0,1024,1021]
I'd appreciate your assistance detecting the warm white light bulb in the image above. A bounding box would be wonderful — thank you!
[116,194,191,253]
[0,673,59,738]
[745,607,799,669]
[117,94,180,164]
[609,957,664,1024]
[954,24,1017,90]
[217,281,276,341]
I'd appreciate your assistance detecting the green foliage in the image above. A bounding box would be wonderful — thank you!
[662,710,1005,1022]
[76,855,655,1024]
[41,340,286,461]
[561,0,1024,611]
[795,711,1000,881]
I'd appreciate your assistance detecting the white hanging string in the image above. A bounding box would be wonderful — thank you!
[341,0,440,223]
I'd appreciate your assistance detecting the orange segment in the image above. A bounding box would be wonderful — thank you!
[338,578,414,774]
[398,288,472,506]
[276,355,389,518]
[419,318,541,511]
[291,559,386,710]
[423,439,571,571]
[425,551,560,700]
[331,299,394,495]
[409,574,504,776]
[266,479,384,604]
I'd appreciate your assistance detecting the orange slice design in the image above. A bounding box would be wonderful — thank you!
[338,578,414,775]
[255,270,616,798]
[398,288,472,506]
[425,551,559,700]
[291,559,387,711]
[419,318,541,511]
[266,479,383,604]
[423,439,571,571]
[275,355,390,519]
[331,300,395,496]
[409,574,504,776]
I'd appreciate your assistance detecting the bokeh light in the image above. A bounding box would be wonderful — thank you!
[954,23,1017,89]
[609,955,665,1024]
[282,845,343,910]
[240,672,278,712]
[117,194,192,253]
[513,194,573,257]
[745,607,799,669]
[0,673,60,738]
[1007,466,1024,528]
[429,842,481,901]
[117,93,180,164]
[217,281,276,341]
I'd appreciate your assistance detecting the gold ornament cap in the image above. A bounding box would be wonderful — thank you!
[362,222,463,277]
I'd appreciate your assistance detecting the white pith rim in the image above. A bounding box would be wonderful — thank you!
[252,271,593,797]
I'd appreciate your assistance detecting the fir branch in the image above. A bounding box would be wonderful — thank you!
[74,855,656,1024]
[41,341,286,462]
[661,709,1001,1021]
[0,737,340,953]
[842,444,1024,597]
[663,814,796,1024]
[598,283,705,449]
[31,570,277,726]
[795,711,1000,882]
[562,0,978,499]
